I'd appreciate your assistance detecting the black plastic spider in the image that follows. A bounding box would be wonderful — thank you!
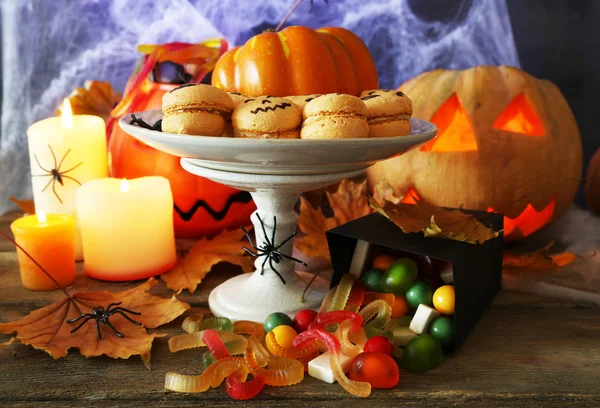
[31,145,83,204]
[130,114,162,131]
[67,302,142,340]
[241,214,307,284]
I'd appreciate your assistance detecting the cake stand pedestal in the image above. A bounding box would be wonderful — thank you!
[180,161,364,321]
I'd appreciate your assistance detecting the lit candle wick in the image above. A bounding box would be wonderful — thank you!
[120,178,129,193]
[61,98,73,129]
[37,211,47,224]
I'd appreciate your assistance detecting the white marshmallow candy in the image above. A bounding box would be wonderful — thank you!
[308,351,353,384]
[409,304,440,334]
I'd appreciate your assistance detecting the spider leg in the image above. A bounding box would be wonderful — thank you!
[67,313,95,323]
[52,180,64,204]
[33,153,51,173]
[56,148,71,171]
[40,177,54,193]
[271,216,277,250]
[275,231,297,251]
[109,306,141,316]
[240,226,259,251]
[48,145,58,170]
[60,161,83,175]
[261,256,268,275]
[242,246,258,257]
[95,319,103,340]
[112,310,142,326]
[268,256,286,284]
[105,302,122,312]
[69,316,96,334]
[256,213,272,248]
[61,175,82,185]
[277,252,308,267]
[105,317,124,338]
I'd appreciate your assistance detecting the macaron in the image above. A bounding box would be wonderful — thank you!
[360,89,413,137]
[162,84,233,136]
[228,92,248,109]
[285,94,322,110]
[301,93,369,140]
[232,96,302,139]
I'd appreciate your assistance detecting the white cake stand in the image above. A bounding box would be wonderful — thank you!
[119,110,437,322]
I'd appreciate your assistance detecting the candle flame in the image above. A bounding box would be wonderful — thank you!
[61,98,73,129]
[120,178,129,192]
[37,211,47,224]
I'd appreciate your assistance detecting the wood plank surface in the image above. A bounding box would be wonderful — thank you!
[0,215,599,407]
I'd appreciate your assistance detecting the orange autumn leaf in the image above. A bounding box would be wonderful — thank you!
[58,80,121,121]
[161,228,254,293]
[9,196,35,215]
[368,194,501,245]
[0,278,189,365]
[503,242,579,269]
[296,179,372,258]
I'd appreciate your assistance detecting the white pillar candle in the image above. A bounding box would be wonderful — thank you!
[76,176,177,281]
[27,99,108,260]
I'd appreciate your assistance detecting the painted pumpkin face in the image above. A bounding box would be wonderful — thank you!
[212,26,378,97]
[108,82,255,238]
[367,66,582,242]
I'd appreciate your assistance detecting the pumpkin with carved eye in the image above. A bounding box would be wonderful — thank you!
[367,65,583,242]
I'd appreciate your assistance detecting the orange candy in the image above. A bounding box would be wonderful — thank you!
[372,254,395,271]
[391,296,409,318]
[349,352,400,389]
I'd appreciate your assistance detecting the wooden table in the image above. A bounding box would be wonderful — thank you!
[1,212,599,407]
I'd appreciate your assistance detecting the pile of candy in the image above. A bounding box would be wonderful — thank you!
[164,254,455,400]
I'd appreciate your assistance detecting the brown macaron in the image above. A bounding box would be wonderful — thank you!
[360,89,413,137]
[162,84,233,136]
[232,96,302,139]
[301,93,369,139]
[285,94,322,110]
[228,92,248,109]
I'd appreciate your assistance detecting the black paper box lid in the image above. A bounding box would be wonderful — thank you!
[326,211,504,348]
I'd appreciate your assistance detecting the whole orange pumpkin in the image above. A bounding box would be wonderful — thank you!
[585,148,600,215]
[212,26,378,96]
[108,82,255,238]
[367,65,583,242]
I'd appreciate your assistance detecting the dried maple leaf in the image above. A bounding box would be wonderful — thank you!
[161,228,254,293]
[0,278,189,365]
[57,80,121,121]
[503,242,579,269]
[9,196,35,214]
[368,195,501,245]
[296,179,372,258]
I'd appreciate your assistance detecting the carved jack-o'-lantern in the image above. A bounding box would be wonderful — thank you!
[109,82,255,238]
[367,66,583,242]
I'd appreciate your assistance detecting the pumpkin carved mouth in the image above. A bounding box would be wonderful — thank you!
[399,188,556,241]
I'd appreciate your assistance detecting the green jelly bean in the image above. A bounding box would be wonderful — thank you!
[405,281,434,309]
[402,333,443,373]
[429,316,454,348]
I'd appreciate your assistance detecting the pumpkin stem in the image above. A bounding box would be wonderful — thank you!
[275,0,306,32]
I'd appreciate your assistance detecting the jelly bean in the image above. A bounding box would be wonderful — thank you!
[405,281,434,309]
[391,295,409,318]
[310,310,362,332]
[244,338,304,386]
[264,312,293,333]
[265,330,319,359]
[271,325,298,349]
[233,320,265,338]
[432,285,455,315]
[363,336,394,356]
[165,356,245,392]
[429,316,454,347]
[349,352,400,389]
[344,282,366,313]
[294,329,371,398]
[361,269,384,292]
[330,274,357,311]
[380,258,418,295]
[293,309,318,333]
[402,333,443,373]
[226,367,266,401]
[372,254,395,271]
[362,291,395,307]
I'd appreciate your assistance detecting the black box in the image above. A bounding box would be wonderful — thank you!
[326,211,504,349]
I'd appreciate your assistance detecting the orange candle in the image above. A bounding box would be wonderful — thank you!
[10,212,76,290]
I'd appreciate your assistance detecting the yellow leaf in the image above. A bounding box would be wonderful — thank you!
[368,195,501,245]
[9,196,35,215]
[295,180,372,258]
[161,228,254,293]
[0,278,189,363]
[57,80,121,121]
[503,242,579,269]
